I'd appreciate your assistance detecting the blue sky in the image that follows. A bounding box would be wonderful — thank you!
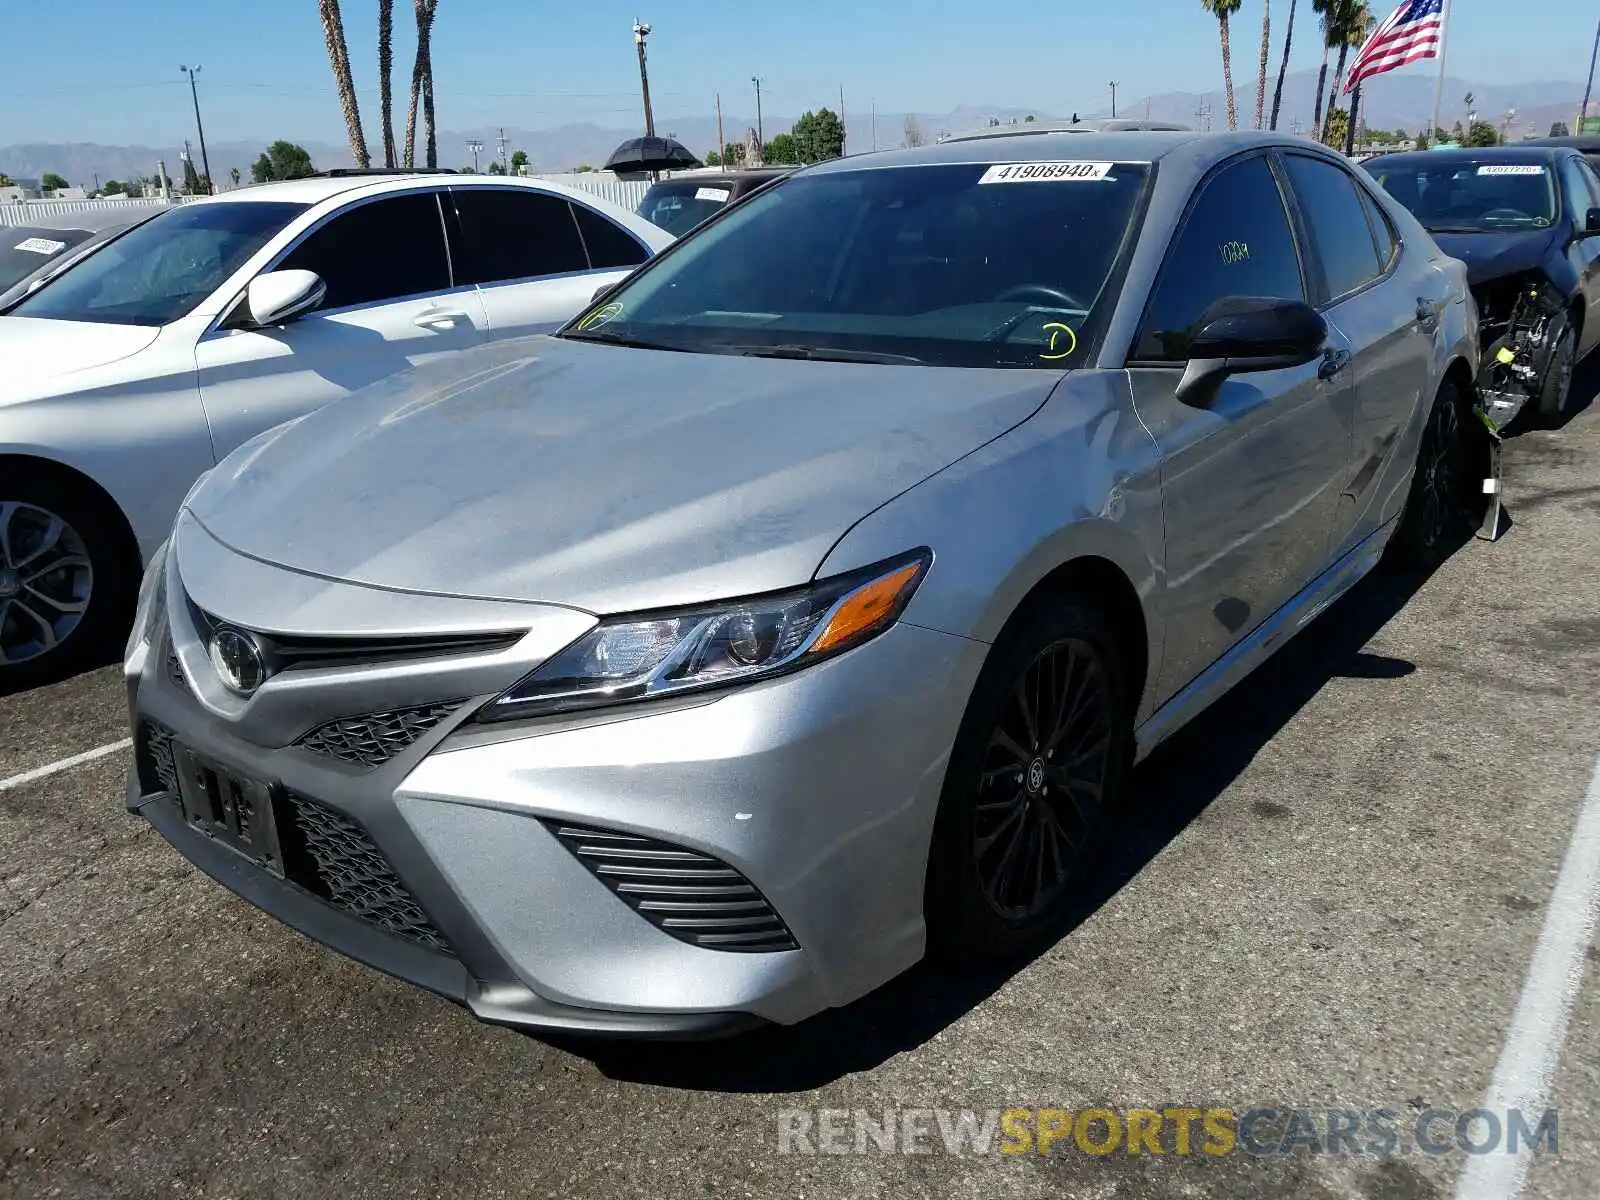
[0,0,1594,145]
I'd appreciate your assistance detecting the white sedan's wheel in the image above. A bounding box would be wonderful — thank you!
[0,500,95,666]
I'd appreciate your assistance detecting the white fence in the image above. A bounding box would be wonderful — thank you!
[0,174,651,229]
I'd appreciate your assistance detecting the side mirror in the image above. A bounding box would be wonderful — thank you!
[1585,206,1600,235]
[243,269,326,328]
[1175,297,1328,406]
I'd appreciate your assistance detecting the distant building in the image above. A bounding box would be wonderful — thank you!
[47,186,88,200]
[0,185,38,203]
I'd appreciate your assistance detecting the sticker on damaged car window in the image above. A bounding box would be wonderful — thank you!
[978,161,1114,184]
[695,187,731,202]
[13,237,67,254]
[1476,165,1544,176]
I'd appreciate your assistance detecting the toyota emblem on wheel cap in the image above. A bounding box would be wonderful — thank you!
[209,628,267,696]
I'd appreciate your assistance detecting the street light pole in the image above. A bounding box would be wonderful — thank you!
[752,76,764,148]
[1582,15,1600,131]
[178,64,213,194]
[633,20,656,137]
[1109,81,1119,119]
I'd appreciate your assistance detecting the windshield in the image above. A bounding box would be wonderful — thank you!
[1370,160,1558,232]
[638,180,736,236]
[0,226,94,292]
[564,160,1149,369]
[11,201,307,326]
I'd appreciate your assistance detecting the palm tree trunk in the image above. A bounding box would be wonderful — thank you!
[1219,13,1239,131]
[1312,44,1330,139]
[1270,0,1296,130]
[404,75,420,168]
[1254,1,1271,129]
[409,0,439,169]
[318,0,370,168]
[378,0,397,168]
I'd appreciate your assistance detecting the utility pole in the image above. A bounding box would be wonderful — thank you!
[1109,81,1119,119]
[715,92,726,170]
[465,138,484,172]
[178,64,213,194]
[497,127,508,172]
[752,76,764,147]
[1582,15,1600,132]
[1145,98,1152,120]
[839,83,846,155]
[633,20,655,137]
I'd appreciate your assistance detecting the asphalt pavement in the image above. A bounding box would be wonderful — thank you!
[3,385,1599,1200]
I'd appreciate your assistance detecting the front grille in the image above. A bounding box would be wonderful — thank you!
[137,720,179,794]
[164,642,186,690]
[549,822,798,953]
[133,720,452,955]
[279,791,453,953]
[295,702,463,769]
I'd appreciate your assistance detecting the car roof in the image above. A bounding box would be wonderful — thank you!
[1373,145,1568,169]
[1520,134,1600,152]
[803,129,1316,174]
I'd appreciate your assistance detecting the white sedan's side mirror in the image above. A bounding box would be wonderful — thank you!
[245,269,326,328]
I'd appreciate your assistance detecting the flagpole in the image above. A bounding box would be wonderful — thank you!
[1428,0,1453,144]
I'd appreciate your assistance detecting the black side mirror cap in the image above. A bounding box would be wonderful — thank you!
[1175,297,1328,406]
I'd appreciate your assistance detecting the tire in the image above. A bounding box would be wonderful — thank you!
[1535,314,1577,425]
[0,467,136,689]
[1388,379,1477,571]
[925,595,1133,965]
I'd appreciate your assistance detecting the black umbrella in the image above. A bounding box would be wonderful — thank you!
[603,135,702,177]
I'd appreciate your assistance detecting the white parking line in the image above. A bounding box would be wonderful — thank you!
[0,738,132,793]
[1453,754,1600,1200]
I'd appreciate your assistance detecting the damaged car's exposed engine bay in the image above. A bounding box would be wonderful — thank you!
[1473,273,1570,429]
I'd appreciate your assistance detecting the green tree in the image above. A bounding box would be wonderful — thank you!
[487,160,505,175]
[576,163,595,173]
[1465,120,1500,147]
[1450,120,1466,143]
[100,179,124,196]
[41,172,69,191]
[704,148,722,166]
[1201,0,1244,131]
[764,132,801,164]
[181,157,203,195]
[1323,105,1349,147]
[0,173,14,187]
[720,141,747,165]
[791,107,846,162]
[251,140,317,183]
[1322,1,1373,144]
[228,166,242,188]
[1551,121,1571,137]
[510,149,528,173]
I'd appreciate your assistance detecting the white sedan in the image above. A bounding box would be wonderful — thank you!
[0,173,671,684]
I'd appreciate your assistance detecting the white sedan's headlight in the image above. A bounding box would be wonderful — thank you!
[479,550,930,722]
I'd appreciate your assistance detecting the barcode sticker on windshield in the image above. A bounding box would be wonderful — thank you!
[14,237,66,254]
[1476,164,1544,176]
[978,161,1114,184]
[695,187,731,201]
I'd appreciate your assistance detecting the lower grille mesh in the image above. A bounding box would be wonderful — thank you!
[295,702,462,769]
[137,720,179,794]
[279,791,452,952]
[548,822,797,953]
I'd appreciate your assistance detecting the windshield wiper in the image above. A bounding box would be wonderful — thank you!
[557,328,685,352]
[712,342,925,366]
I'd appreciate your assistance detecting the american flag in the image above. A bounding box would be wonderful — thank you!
[1344,0,1445,93]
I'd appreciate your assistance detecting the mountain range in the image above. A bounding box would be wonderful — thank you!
[3,70,1592,187]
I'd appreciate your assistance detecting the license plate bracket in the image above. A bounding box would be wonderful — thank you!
[172,745,286,878]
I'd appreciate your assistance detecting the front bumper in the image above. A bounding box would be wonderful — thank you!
[125,532,986,1036]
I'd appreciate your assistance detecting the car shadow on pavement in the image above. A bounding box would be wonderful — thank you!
[555,559,1446,1093]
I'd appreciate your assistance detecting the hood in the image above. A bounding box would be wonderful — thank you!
[187,335,1059,614]
[1431,227,1559,286]
[0,317,161,392]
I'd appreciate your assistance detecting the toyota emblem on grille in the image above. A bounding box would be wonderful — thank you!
[209,628,267,696]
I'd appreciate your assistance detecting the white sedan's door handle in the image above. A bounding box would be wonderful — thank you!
[413,307,470,330]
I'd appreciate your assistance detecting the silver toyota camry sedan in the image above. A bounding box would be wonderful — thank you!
[125,129,1480,1038]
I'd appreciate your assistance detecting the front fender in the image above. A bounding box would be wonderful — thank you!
[814,370,1167,722]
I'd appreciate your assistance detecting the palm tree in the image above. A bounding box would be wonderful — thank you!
[1254,1,1272,129]
[1310,0,1333,139]
[318,0,369,168]
[378,0,397,168]
[1202,0,1244,131]
[1324,2,1374,145]
[1269,0,1297,130]
[228,166,242,188]
[404,0,439,168]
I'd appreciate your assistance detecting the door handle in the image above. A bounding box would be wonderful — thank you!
[413,308,469,330]
[1317,347,1351,380]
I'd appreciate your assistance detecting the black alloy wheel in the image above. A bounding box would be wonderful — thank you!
[1390,381,1476,570]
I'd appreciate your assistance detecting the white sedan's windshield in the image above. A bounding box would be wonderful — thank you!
[562,160,1150,369]
[12,201,307,326]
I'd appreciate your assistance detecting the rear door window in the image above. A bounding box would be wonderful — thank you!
[1282,153,1383,301]
[450,187,590,284]
[571,202,649,268]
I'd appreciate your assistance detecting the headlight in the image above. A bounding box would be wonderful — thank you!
[479,549,931,722]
